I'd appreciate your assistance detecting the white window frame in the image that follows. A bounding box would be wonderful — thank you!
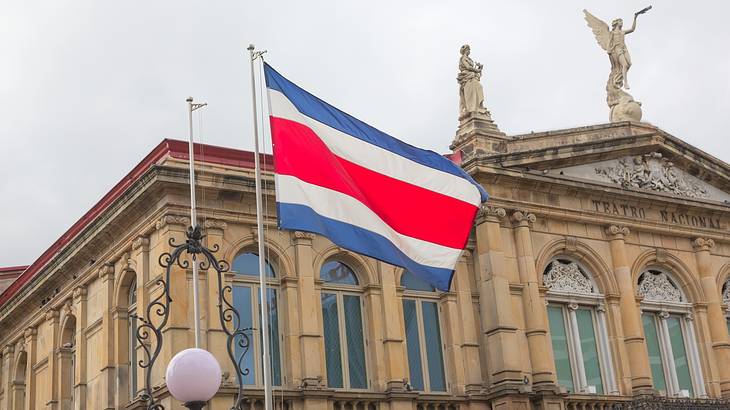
[544,258,618,395]
[401,288,449,393]
[231,269,283,387]
[320,276,370,391]
[639,269,706,398]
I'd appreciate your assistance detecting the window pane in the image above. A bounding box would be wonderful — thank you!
[232,252,276,277]
[727,318,730,338]
[320,261,358,285]
[233,286,255,385]
[256,288,282,386]
[402,299,424,391]
[642,314,666,393]
[547,306,574,393]
[344,295,368,388]
[667,316,693,397]
[401,271,436,292]
[322,293,343,388]
[576,309,604,394]
[422,301,447,391]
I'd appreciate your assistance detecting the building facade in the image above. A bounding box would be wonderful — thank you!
[2,116,730,410]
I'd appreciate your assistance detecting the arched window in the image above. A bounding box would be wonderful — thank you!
[231,251,282,386]
[400,271,446,392]
[320,260,368,389]
[638,269,705,397]
[59,315,76,408]
[128,279,137,399]
[544,258,617,395]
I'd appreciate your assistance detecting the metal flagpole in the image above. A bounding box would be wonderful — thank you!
[248,44,273,410]
[186,96,207,348]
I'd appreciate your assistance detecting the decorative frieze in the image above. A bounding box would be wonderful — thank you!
[155,214,190,230]
[637,270,682,303]
[594,152,710,198]
[543,260,594,295]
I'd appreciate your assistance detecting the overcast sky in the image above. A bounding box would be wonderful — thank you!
[1,1,729,267]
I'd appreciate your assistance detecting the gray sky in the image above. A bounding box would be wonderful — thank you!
[1,1,729,267]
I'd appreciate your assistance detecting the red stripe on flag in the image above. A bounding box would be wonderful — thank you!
[271,116,477,249]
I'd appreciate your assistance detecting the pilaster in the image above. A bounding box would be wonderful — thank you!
[45,309,61,410]
[510,209,555,389]
[72,286,87,410]
[605,225,653,393]
[23,328,37,410]
[98,264,116,410]
[1,345,14,410]
[474,205,523,391]
[202,220,231,383]
[292,231,325,389]
[379,265,407,392]
[453,250,483,394]
[691,238,730,397]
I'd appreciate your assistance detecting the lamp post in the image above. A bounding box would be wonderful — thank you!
[131,99,253,410]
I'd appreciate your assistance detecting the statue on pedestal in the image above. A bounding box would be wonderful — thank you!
[583,6,651,122]
[458,44,490,119]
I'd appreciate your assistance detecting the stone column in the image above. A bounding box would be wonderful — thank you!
[98,264,116,410]
[72,286,87,410]
[57,345,73,410]
[46,309,61,410]
[23,328,37,410]
[1,345,14,410]
[511,209,554,388]
[605,225,652,393]
[131,235,149,402]
[474,206,523,390]
[691,238,730,397]
[363,282,386,390]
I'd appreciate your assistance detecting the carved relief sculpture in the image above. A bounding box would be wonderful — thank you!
[543,260,595,295]
[595,152,710,198]
[637,270,682,303]
[457,44,490,118]
[583,7,651,123]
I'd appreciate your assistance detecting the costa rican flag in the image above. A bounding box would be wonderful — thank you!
[264,63,488,291]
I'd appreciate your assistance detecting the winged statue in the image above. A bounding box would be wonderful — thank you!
[583,6,650,90]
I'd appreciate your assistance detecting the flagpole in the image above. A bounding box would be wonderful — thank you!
[248,44,273,410]
[186,96,207,348]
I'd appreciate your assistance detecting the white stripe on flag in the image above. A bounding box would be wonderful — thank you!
[268,89,481,206]
[276,174,462,269]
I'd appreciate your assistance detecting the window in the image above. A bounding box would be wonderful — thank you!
[231,251,282,386]
[401,271,447,392]
[638,269,705,397]
[128,279,137,399]
[320,260,368,389]
[722,281,730,336]
[543,259,617,394]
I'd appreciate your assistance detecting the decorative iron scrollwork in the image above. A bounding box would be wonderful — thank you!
[131,226,251,410]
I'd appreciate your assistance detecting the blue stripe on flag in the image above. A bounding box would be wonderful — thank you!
[277,202,455,291]
[264,63,488,202]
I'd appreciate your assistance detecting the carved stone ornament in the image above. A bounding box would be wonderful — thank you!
[511,209,536,225]
[605,225,630,237]
[155,214,190,230]
[478,205,506,222]
[293,231,316,240]
[132,236,150,251]
[595,152,710,198]
[637,270,682,303]
[543,260,595,295]
[691,237,715,252]
[203,219,228,231]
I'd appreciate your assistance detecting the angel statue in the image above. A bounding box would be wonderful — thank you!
[583,6,651,90]
[457,44,489,117]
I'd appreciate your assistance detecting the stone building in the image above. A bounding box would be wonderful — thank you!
[2,114,730,409]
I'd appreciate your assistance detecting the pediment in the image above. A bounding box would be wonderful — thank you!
[552,152,730,201]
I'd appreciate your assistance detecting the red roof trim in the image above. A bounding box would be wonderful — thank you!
[0,266,28,274]
[0,139,269,308]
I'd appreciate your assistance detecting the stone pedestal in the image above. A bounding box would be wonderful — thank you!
[451,112,509,159]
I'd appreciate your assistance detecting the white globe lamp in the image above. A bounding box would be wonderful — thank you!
[165,348,222,410]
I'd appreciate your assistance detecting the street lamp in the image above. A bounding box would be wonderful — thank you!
[166,348,222,410]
